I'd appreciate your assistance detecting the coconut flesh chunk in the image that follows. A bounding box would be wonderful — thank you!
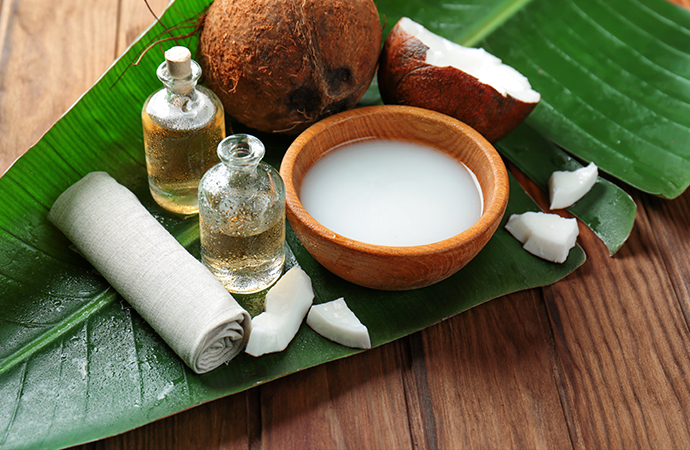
[307,298,371,349]
[505,211,579,264]
[397,17,541,104]
[245,266,314,357]
[549,162,598,210]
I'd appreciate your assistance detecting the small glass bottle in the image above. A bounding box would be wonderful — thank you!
[198,134,286,294]
[142,46,226,215]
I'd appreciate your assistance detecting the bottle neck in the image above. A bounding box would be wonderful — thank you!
[157,59,202,96]
[218,135,266,173]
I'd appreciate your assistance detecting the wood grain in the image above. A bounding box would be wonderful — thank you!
[0,0,171,176]
[406,291,574,449]
[0,0,117,174]
[259,342,413,449]
[545,204,690,448]
[0,0,688,449]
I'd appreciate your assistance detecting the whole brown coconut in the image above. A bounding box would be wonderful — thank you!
[198,0,382,134]
[378,18,540,143]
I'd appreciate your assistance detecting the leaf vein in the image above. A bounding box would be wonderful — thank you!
[0,361,28,447]
[499,13,690,165]
[550,7,690,128]
[0,289,115,377]
[580,0,690,83]
[534,41,690,163]
[0,223,81,267]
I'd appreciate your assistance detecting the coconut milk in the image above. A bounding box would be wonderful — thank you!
[299,139,483,246]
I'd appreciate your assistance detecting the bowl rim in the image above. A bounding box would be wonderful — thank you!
[280,104,509,257]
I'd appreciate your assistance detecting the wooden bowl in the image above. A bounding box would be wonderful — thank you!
[280,105,509,290]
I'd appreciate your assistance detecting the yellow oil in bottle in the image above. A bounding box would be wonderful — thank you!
[142,46,226,216]
[200,215,285,294]
[143,107,225,215]
[198,134,286,294]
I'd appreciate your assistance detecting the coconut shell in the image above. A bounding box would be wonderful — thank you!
[199,0,381,134]
[378,19,538,143]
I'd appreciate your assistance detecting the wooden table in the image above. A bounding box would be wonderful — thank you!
[2,0,690,448]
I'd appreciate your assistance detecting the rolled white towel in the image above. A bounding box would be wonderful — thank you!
[48,172,251,374]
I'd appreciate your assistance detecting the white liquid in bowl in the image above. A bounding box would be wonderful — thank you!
[299,139,483,246]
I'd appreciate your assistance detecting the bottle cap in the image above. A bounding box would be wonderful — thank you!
[165,46,192,79]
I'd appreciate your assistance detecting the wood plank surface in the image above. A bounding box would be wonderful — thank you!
[0,0,118,173]
[405,291,574,449]
[259,342,413,449]
[546,197,690,448]
[1,0,689,449]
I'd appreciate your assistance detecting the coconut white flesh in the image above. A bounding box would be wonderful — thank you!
[397,17,541,104]
[263,266,314,316]
[245,266,315,357]
[505,211,579,264]
[549,162,598,210]
[307,298,371,349]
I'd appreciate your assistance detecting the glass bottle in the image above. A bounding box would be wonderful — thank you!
[142,46,226,215]
[198,134,286,294]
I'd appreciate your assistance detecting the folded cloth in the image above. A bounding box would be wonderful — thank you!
[48,172,251,374]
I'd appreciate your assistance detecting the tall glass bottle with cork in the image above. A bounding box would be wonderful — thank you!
[142,46,226,215]
[198,134,286,294]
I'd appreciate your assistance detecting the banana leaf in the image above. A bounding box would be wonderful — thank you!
[3,0,684,446]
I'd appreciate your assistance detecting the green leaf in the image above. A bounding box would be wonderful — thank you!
[496,124,637,255]
[0,1,587,448]
[482,0,690,198]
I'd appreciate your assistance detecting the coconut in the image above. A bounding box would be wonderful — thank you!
[378,17,540,143]
[198,0,382,134]
[505,211,579,264]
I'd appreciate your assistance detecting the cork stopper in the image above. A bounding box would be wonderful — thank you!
[165,46,192,79]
